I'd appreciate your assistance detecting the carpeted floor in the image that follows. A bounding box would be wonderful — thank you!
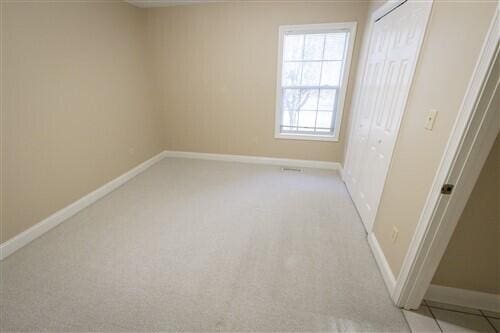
[0,158,409,332]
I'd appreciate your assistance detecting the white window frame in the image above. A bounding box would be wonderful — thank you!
[274,22,357,142]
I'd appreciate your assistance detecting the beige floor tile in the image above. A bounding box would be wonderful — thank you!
[431,308,495,332]
[403,306,441,333]
[487,318,500,331]
[426,300,482,315]
[482,310,500,319]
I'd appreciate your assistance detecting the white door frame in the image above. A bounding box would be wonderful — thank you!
[342,0,433,232]
[392,6,499,310]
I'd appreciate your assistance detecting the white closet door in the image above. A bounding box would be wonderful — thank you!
[344,1,432,231]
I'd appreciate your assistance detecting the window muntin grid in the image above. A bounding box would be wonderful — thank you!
[279,31,349,135]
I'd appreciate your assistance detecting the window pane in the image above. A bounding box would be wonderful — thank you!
[299,89,319,111]
[318,89,337,111]
[316,111,333,130]
[301,62,321,86]
[283,34,304,60]
[324,32,347,60]
[282,88,301,111]
[282,62,302,86]
[282,110,299,127]
[321,61,342,86]
[298,111,316,129]
[303,34,325,60]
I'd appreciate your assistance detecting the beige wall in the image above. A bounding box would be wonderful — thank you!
[432,134,499,294]
[372,1,496,277]
[146,1,369,162]
[1,2,164,242]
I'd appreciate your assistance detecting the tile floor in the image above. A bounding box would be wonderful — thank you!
[403,300,500,333]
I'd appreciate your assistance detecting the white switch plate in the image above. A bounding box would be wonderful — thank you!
[425,110,438,130]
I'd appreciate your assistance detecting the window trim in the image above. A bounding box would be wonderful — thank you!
[274,22,357,142]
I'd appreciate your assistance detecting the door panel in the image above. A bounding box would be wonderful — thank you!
[344,1,432,231]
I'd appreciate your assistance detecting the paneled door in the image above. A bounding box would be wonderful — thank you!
[343,1,432,231]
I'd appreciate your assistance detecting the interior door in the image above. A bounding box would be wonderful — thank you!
[343,1,432,231]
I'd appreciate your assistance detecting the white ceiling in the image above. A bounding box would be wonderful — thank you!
[125,0,223,8]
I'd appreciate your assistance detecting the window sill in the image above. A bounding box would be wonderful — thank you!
[274,132,339,142]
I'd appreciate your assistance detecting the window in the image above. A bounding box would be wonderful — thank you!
[275,23,356,141]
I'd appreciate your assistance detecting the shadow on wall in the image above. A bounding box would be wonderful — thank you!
[432,133,500,295]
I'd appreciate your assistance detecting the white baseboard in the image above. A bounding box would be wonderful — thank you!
[426,284,500,313]
[368,232,396,295]
[0,151,166,260]
[163,150,341,170]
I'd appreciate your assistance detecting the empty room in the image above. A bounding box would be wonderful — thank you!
[1,0,499,332]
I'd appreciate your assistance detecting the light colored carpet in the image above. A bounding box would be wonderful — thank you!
[0,158,409,332]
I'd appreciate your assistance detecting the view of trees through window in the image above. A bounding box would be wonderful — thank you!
[280,31,348,135]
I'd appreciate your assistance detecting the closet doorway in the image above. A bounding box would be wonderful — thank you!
[343,1,433,231]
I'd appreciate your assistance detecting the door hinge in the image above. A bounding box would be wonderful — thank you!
[441,184,454,195]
